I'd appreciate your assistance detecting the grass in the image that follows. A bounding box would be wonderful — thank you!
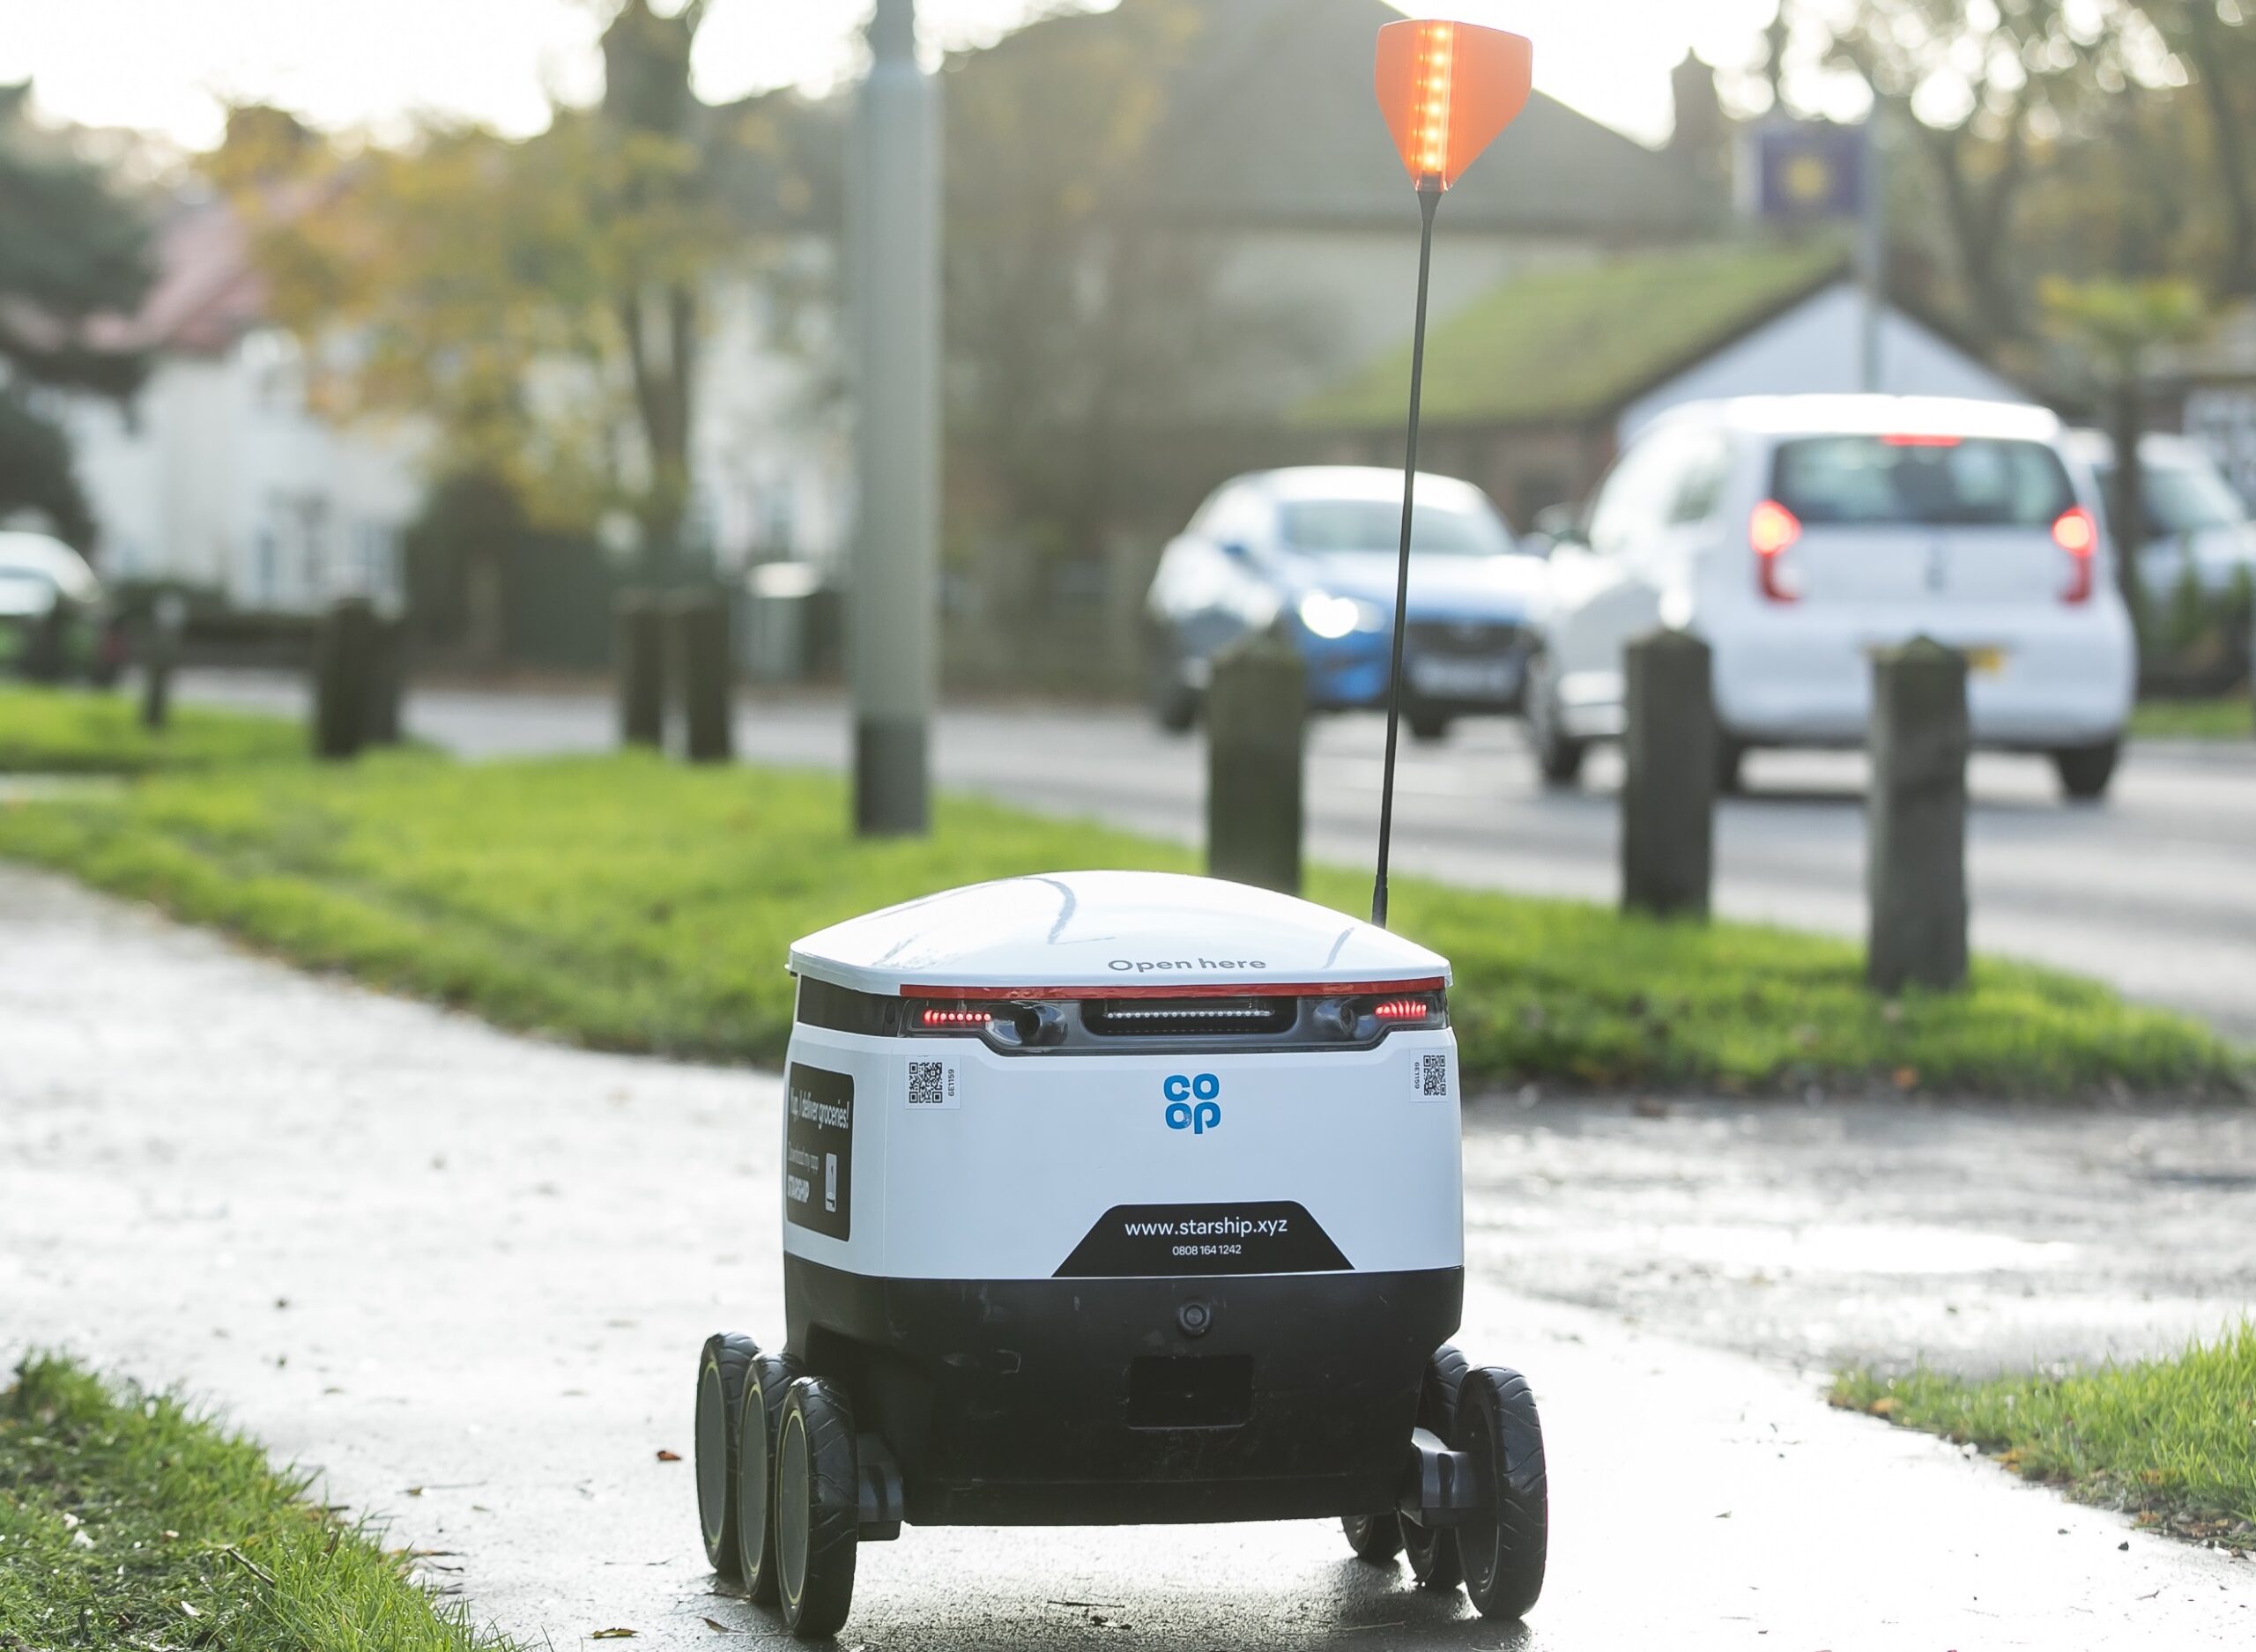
[1833,1323,2256,1547]
[0,685,305,775]
[2132,696,2252,742]
[0,747,2241,1097]
[0,1353,510,1651]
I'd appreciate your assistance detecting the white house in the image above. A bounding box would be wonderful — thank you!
[58,193,423,611]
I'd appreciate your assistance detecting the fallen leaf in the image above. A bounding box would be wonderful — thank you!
[701,1619,731,1633]
[178,1602,201,1619]
[655,1449,682,1463]
[592,1631,638,1641]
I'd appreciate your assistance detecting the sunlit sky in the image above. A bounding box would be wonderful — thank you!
[0,0,1819,154]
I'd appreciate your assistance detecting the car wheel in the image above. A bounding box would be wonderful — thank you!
[1146,638,1198,734]
[1525,655,1585,788]
[2054,741,2119,802]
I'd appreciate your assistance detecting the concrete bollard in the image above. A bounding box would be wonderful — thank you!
[616,591,666,750]
[311,596,378,761]
[364,617,406,745]
[1206,629,1305,895]
[1620,628,1717,918]
[670,589,736,765]
[1867,638,1970,993]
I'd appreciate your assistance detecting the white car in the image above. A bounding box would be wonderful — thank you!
[1526,396,2135,799]
[2067,429,2256,604]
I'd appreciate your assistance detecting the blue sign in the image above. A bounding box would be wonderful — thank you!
[1751,121,1870,222]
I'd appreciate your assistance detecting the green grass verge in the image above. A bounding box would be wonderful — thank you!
[1833,1323,2256,1546]
[0,1353,510,1651]
[0,685,304,775]
[0,749,2241,1096]
[2131,696,2253,742]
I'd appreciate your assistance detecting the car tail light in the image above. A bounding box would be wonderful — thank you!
[1749,500,1801,604]
[2053,507,2097,604]
[1881,433,1963,448]
[1372,996,1431,1023]
[919,1007,991,1030]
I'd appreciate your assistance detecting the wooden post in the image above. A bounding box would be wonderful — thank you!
[1620,628,1717,919]
[311,596,377,761]
[616,591,665,750]
[1206,629,1305,894]
[671,589,735,765]
[1867,638,1970,993]
[139,594,184,732]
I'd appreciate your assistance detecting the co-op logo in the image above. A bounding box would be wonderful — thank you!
[1163,1073,1221,1135]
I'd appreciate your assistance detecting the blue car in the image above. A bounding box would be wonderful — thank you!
[1143,467,1547,738]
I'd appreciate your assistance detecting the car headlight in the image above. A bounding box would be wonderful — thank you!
[1297,592,1384,640]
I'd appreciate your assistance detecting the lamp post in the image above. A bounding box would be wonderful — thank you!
[1367,19,1532,928]
[850,0,940,836]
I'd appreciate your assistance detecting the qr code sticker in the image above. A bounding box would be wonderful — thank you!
[1414,1052,1451,1100]
[906,1058,958,1108]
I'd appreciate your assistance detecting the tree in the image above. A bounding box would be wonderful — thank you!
[1807,0,2129,341]
[940,1,1312,645]
[230,1,746,578]
[0,82,152,547]
[2142,1,2256,295]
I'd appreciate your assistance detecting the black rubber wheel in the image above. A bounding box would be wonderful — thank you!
[1147,638,1199,733]
[774,1377,859,1640]
[1715,738,1747,796]
[2054,741,2119,801]
[1525,656,1586,787]
[1402,1345,1468,1589]
[1340,1511,1405,1563]
[1452,1367,1548,1620]
[694,1333,759,1578]
[1409,711,1451,745]
[732,1349,800,1604]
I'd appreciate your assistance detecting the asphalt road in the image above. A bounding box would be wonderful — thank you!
[184,671,2256,1039]
[5,865,2249,1649]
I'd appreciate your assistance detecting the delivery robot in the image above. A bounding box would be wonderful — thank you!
[692,870,1547,1636]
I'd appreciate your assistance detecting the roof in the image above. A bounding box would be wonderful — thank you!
[1294,239,1853,432]
[789,870,1450,996]
[962,0,1725,239]
[1693,394,2059,441]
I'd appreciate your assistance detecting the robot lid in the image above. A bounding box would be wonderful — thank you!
[789,870,1451,998]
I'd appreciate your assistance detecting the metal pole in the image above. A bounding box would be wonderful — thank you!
[850,0,939,835]
[1371,183,1441,930]
[1859,104,1886,394]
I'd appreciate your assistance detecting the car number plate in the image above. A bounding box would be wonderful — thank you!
[1409,657,1518,700]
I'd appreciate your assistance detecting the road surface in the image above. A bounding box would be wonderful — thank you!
[182,671,2256,1039]
[4,864,2248,1649]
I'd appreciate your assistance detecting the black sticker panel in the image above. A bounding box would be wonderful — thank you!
[1055,1201,1350,1278]
[784,1063,853,1241]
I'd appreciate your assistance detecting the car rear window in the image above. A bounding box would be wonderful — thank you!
[1771,437,2075,529]
[1279,500,1511,558]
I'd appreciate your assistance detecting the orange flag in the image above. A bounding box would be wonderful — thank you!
[1375,19,1533,191]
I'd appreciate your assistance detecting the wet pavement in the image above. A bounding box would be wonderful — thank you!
[2,863,2248,1648]
[1465,1094,2256,1377]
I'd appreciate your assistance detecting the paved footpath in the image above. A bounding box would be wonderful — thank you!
[1,864,2248,1649]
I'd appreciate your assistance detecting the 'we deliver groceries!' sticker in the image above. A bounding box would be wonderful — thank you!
[784,1063,853,1241]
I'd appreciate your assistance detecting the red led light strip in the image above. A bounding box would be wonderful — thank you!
[900,978,1448,1001]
